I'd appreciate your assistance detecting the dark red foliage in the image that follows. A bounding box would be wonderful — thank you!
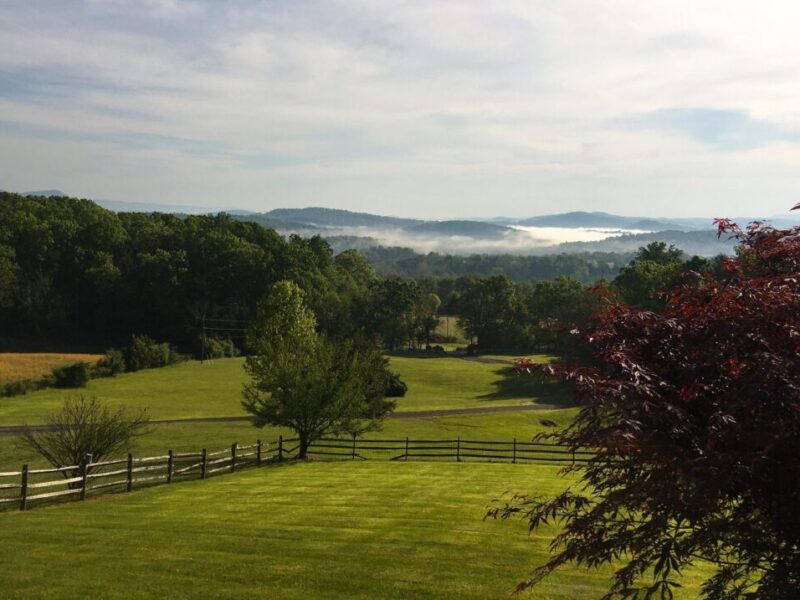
[489,219,800,598]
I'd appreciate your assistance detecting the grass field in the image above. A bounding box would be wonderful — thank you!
[0,408,578,473]
[0,352,711,598]
[0,461,708,599]
[0,353,571,473]
[0,355,566,425]
[0,353,104,383]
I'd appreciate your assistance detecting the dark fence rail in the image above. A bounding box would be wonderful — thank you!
[0,435,591,512]
[291,435,593,465]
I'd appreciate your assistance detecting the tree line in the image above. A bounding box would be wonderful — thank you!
[1,192,724,355]
[361,246,634,284]
[421,243,726,353]
[0,193,441,352]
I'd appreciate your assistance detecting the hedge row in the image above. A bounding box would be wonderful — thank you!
[0,335,193,397]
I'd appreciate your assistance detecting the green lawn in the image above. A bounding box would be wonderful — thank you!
[0,355,566,425]
[0,461,706,599]
[0,408,579,473]
[0,353,713,599]
[388,354,564,412]
[0,354,572,473]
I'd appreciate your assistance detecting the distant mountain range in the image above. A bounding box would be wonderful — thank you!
[16,191,798,257]
[264,207,419,228]
[253,207,691,232]
[237,207,514,240]
[516,211,690,231]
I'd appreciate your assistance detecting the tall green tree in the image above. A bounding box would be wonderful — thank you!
[612,242,685,309]
[242,281,395,458]
[528,277,602,353]
[366,277,422,350]
[453,275,528,349]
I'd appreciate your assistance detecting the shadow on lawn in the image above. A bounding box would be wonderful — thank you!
[478,366,574,407]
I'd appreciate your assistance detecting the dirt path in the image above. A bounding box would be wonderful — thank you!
[456,355,516,365]
[0,403,559,436]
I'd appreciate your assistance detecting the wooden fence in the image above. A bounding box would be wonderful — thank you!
[295,435,593,464]
[0,438,288,513]
[0,436,592,512]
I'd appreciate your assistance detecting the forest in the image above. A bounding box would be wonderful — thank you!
[0,192,722,354]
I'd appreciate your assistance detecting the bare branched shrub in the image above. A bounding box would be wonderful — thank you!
[18,396,150,485]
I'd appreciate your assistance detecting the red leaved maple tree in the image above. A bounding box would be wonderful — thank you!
[490,215,800,599]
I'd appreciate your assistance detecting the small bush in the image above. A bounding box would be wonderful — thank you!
[200,335,240,359]
[37,375,55,389]
[2,379,32,397]
[93,348,126,377]
[124,335,181,372]
[52,362,91,388]
[1,375,58,397]
[384,371,408,398]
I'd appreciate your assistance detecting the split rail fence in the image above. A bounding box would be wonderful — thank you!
[0,436,592,512]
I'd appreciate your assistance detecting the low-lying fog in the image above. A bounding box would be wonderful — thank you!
[321,225,654,255]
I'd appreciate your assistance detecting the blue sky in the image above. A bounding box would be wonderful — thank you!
[1,0,799,218]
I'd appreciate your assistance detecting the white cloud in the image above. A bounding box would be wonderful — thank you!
[1,1,800,217]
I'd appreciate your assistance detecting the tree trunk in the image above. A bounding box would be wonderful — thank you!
[298,434,310,460]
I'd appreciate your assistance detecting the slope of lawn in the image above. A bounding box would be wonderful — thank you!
[0,354,566,425]
[0,461,707,599]
[388,354,563,412]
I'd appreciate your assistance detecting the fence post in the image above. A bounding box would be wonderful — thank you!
[456,436,461,462]
[126,454,133,492]
[351,432,357,460]
[201,448,207,480]
[167,450,174,483]
[572,449,576,466]
[231,442,238,472]
[404,437,409,461]
[80,453,91,501]
[19,464,28,512]
[278,435,283,462]
[256,440,262,466]
[512,438,517,464]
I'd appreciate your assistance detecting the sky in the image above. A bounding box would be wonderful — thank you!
[1,0,799,218]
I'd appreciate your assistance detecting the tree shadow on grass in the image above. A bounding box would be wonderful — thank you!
[478,366,575,407]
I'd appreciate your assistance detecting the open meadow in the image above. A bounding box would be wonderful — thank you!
[0,353,707,598]
[0,354,564,425]
[0,461,710,600]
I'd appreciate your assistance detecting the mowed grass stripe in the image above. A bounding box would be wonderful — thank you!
[0,462,705,599]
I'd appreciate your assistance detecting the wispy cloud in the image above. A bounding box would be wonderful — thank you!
[618,108,800,151]
[1,1,800,217]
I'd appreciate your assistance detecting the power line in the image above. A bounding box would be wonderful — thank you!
[203,318,249,324]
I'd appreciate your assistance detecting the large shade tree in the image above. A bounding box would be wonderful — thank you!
[242,281,395,459]
[492,216,800,598]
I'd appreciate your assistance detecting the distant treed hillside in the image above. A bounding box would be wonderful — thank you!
[516,211,690,231]
[551,229,735,256]
[361,247,633,283]
[261,207,421,228]
[236,206,738,257]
